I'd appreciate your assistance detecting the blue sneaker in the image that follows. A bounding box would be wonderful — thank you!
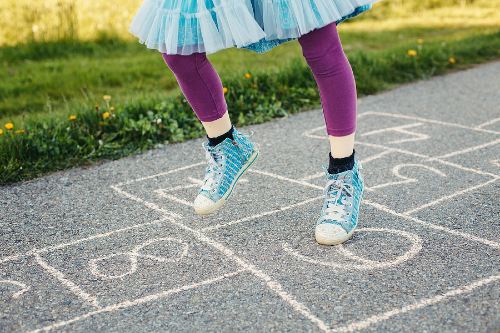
[194,128,259,216]
[315,159,365,245]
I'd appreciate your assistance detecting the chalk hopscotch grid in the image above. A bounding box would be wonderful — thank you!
[1,111,498,332]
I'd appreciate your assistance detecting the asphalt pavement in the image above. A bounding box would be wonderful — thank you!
[1,62,499,333]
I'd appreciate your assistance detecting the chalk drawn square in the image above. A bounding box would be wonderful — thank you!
[442,142,500,177]
[305,113,499,159]
[208,203,499,330]
[0,258,95,332]
[113,163,321,230]
[305,149,493,215]
[356,112,499,158]
[47,272,319,332]
[36,221,239,308]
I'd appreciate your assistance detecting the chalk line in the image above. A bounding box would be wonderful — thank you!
[363,200,500,249]
[430,138,500,160]
[34,253,100,308]
[29,270,245,333]
[283,228,423,270]
[333,274,500,332]
[202,196,323,232]
[0,218,168,264]
[0,280,30,299]
[404,177,498,215]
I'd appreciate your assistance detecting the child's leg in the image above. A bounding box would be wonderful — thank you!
[162,52,232,138]
[299,23,364,246]
[162,52,258,216]
[298,22,357,160]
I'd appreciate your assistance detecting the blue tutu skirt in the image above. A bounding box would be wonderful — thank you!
[129,0,377,55]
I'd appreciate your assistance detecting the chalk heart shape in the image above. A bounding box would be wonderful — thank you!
[283,228,423,270]
[89,238,189,280]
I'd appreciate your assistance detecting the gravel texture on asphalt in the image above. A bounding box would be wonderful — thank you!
[1,62,499,333]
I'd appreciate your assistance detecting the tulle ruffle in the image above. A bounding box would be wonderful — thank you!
[129,0,377,55]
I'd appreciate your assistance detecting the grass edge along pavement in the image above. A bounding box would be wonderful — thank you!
[1,31,499,185]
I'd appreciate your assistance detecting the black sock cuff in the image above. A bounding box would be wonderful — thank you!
[328,149,355,174]
[208,126,234,146]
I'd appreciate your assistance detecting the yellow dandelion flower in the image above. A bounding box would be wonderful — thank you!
[417,38,424,44]
[103,95,112,101]
[4,123,14,130]
[407,49,418,57]
[223,87,228,94]
[0,129,3,136]
[15,129,25,134]
[448,57,456,64]
[244,73,252,79]
[69,115,77,121]
[102,112,111,120]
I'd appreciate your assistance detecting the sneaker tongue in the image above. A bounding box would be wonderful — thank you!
[327,171,348,181]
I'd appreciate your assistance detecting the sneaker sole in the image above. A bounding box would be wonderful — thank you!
[195,150,259,216]
[315,229,355,246]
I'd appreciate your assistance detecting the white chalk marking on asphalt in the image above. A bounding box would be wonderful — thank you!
[474,117,500,131]
[34,253,100,308]
[187,176,204,185]
[202,196,324,232]
[361,111,500,135]
[304,121,499,179]
[155,189,195,207]
[429,138,500,160]
[299,150,392,181]
[0,218,168,264]
[360,149,394,163]
[89,237,189,280]
[355,140,499,178]
[111,184,331,332]
[249,169,323,190]
[246,167,498,249]
[300,172,327,181]
[360,123,430,144]
[111,185,182,218]
[283,228,423,270]
[157,183,199,193]
[0,280,30,299]
[363,199,500,249]
[404,178,499,215]
[369,163,447,190]
[88,252,138,280]
[432,158,500,179]
[29,269,246,333]
[160,218,331,333]
[333,274,500,333]
[303,125,327,139]
[355,140,429,158]
[114,162,205,186]
[492,159,500,168]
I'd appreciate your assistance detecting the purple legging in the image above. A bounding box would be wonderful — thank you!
[162,22,357,136]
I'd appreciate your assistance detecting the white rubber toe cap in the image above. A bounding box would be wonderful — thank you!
[315,223,352,246]
[194,194,224,216]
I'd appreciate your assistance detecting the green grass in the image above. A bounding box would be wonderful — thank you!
[0,1,499,184]
[1,30,499,184]
[2,25,498,125]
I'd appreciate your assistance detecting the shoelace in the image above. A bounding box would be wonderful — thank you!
[321,177,353,222]
[201,144,225,192]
